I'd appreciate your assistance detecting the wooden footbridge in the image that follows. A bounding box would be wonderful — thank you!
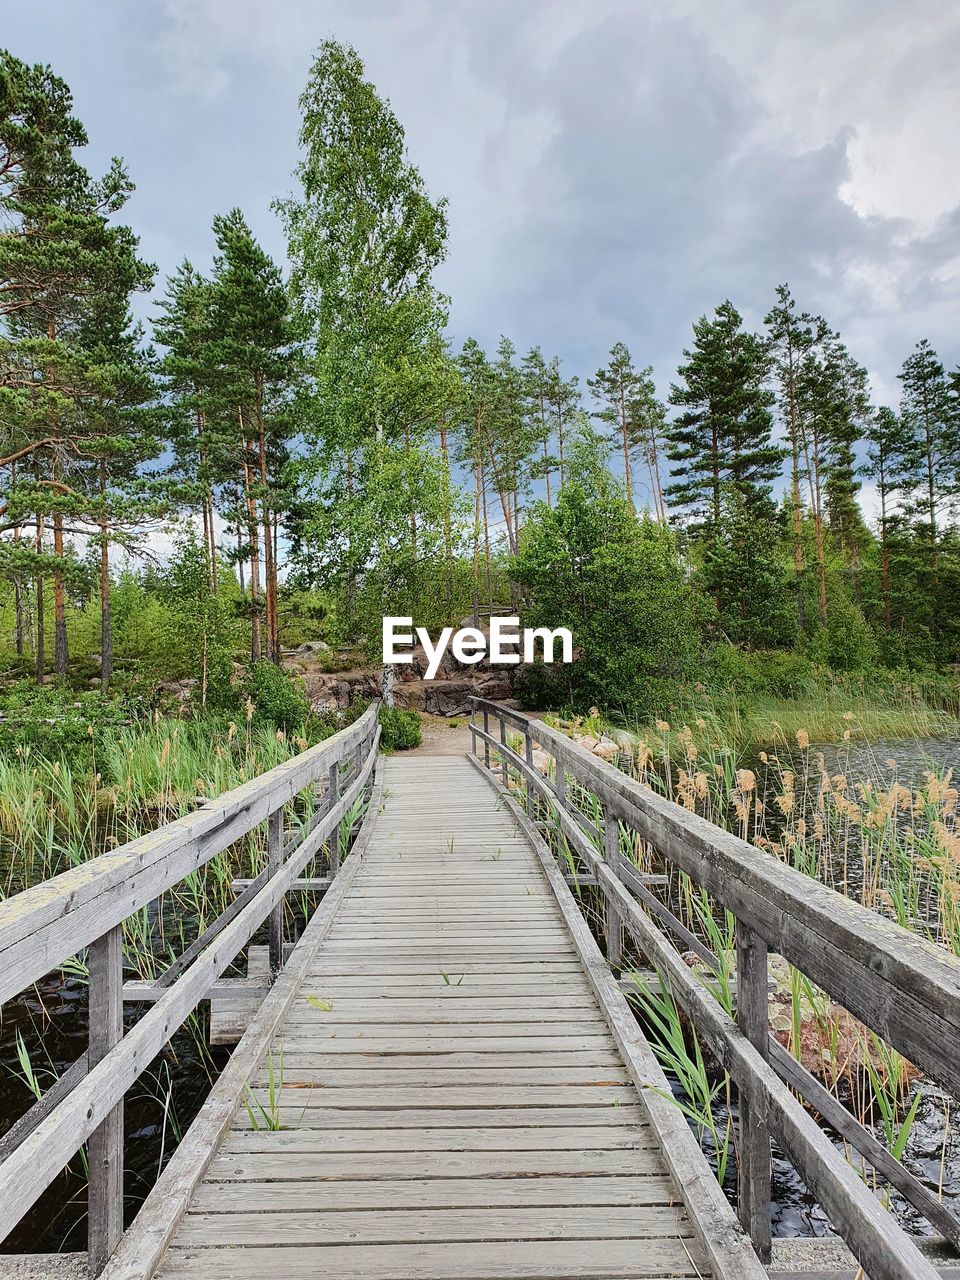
[0,699,958,1280]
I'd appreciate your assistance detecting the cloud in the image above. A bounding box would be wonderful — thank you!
[4,0,958,437]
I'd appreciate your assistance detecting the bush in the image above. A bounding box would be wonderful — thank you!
[242,661,310,732]
[703,646,821,698]
[379,706,421,751]
[0,681,138,757]
[511,465,706,717]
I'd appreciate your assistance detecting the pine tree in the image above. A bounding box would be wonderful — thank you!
[666,300,782,524]
[588,342,665,514]
[765,284,816,629]
[863,405,910,634]
[898,339,956,635]
[545,357,580,490]
[0,51,153,680]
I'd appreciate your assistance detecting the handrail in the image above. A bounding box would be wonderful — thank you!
[469,697,960,1280]
[0,701,380,1273]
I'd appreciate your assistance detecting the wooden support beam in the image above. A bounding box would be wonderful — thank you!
[87,925,124,1276]
[736,922,772,1262]
[267,808,283,975]
[230,877,330,894]
[603,812,623,970]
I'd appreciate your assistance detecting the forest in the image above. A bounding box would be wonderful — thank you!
[1,39,959,746]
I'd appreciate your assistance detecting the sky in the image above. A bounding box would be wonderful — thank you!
[5,0,960,453]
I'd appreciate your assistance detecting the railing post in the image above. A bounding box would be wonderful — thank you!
[469,698,478,758]
[603,812,623,970]
[327,760,341,876]
[88,925,124,1275]
[482,706,490,769]
[498,712,508,787]
[524,726,535,817]
[267,807,283,975]
[736,921,772,1262]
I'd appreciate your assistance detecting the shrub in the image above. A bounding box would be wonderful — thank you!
[379,706,421,751]
[242,661,309,732]
[0,681,138,757]
[511,466,707,717]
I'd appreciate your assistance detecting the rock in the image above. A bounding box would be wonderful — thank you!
[531,748,551,775]
[295,640,330,655]
[574,734,598,751]
[593,736,620,761]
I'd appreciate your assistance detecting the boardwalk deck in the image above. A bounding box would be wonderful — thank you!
[152,755,717,1280]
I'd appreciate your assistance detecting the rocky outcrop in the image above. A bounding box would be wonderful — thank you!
[284,621,516,716]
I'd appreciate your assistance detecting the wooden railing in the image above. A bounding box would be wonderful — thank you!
[469,697,960,1280]
[0,701,380,1274]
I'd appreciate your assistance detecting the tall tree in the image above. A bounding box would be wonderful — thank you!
[898,339,956,633]
[278,40,449,640]
[665,301,781,524]
[863,405,909,634]
[765,284,815,629]
[0,51,153,680]
[588,342,665,514]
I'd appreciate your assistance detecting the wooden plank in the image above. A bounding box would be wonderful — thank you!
[232,1105,647,1130]
[220,1123,655,1153]
[520,712,960,1102]
[735,922,771,1262]
[189,1174,679,1211]
[266,808,283,974]
[173,1204,693,1245]
[86,756,383,1280]
[204,1148,664,1182]
[156,1238,707,1279]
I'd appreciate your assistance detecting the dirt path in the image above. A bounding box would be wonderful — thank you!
[404,713,473,756]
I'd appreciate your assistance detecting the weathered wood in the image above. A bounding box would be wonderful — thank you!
[603,811,623,969]
[99,758,385,1280]
[87,925,124,1276]
[472,757,768,1280]
[510,706,960,1103]
[0,1054,88,1164]
[471,702,950,1280]
[266,808,283,974]
[230,877,329,894]
[0,725,380,1244]
[735,922,771,1262]
[767,1038,960,1248]
[158,1238,709,1279]
[0,705,377,1006]
[326,761,340,876]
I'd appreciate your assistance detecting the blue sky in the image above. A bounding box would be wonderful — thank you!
[6,0,960,523]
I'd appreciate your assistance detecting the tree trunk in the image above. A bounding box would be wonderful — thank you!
[256,400,278,663]
[239,408,262,662]
[619,385,633,508]
[53,507,67,677]
[439,423,453,611]
[99,461,112,687]
[11,461,23,657]
[35,502,45,685]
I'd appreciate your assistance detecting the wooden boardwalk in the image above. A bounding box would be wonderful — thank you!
[153,755,712,1279]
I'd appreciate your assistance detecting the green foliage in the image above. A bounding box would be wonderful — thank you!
[512,457,706,717]
[0,680,135,757]
[378,705,421,751]
[242,660,309,732]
